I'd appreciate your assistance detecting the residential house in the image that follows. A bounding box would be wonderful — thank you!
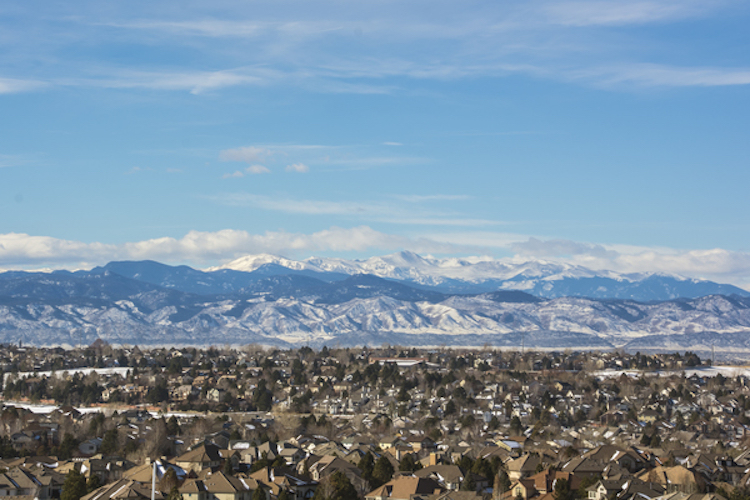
[507,454,542,481]
[82,479,165,500]
[366,476,444,500]
[180,472,256,500]
[415,465,465,491]
[176,444,223,474]
[249,466,317,500]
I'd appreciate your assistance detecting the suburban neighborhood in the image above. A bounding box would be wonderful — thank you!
[0,344,748,500]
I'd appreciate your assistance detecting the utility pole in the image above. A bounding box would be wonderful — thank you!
[151,461,156,500]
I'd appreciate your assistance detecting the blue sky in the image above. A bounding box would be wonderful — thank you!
[1,0,750,287]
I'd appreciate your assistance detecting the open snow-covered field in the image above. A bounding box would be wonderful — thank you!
[0,401,106,414]
[0,400,202,419]
[592,365,750,379]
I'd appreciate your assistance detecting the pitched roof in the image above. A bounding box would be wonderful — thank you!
[175,443,222,464]
[201,471,250,494]
[82,479,165,500]
[507,454,541,473]
[636,466,705,490]
[414,465,465,485]
[527,469,581,493]
[424,491,485,500]
[366,475,444,499]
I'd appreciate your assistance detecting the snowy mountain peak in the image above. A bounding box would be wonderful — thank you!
[207,254,316,273]
[202,251,748,301]
[207,252,644,283]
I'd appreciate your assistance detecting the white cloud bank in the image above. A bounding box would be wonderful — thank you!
[0,228,462,270]
[1,230,750,290]
[510,237,750,289]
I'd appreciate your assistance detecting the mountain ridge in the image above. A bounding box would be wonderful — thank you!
[1,259,750,351]
[207,251,750,301]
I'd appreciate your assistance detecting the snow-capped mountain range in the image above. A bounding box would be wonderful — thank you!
[209,251,617,284]
[1,252,749,352]
[208,251,749,300]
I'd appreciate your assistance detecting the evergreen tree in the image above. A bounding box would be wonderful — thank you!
[471,457,494,483]
[86,475,101,493]
[146,379,170,405]
[461,474,476,491]
[399,454,421,472]
[312,471,359,500]
[553,478,575,500]
[253,380,273,411]
[100,429,119,455]
[166,416,181,435]
[444,400,457,416]
[358,452,374,483]
[61,470,88,500]
[494,469,511,494]
[250,454,272,473]
[0,435,19,459]
[649,433,662,447]
[252,485,266,500]
[457,455,473,471]
[509,416,524,435]
[223,459,234,476]
[371,455,394,489]
[57,434,79,461]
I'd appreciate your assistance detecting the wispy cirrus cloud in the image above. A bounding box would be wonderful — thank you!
[322,155,429,170]
[125,166,152,174]
[214,193,387,216]
[209,192,498,226]
[393,194,472,203]
[218,143,426,175]
[0,154,32,168]
[219,146,272,163]
[541,0,711,27]
[42,60,750,96]
[100,19,268,38]
[0,77,46,94]
[101,2,712,42]
[569,63,750,88]
[69,68,275,94]
[2,0,742,96]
